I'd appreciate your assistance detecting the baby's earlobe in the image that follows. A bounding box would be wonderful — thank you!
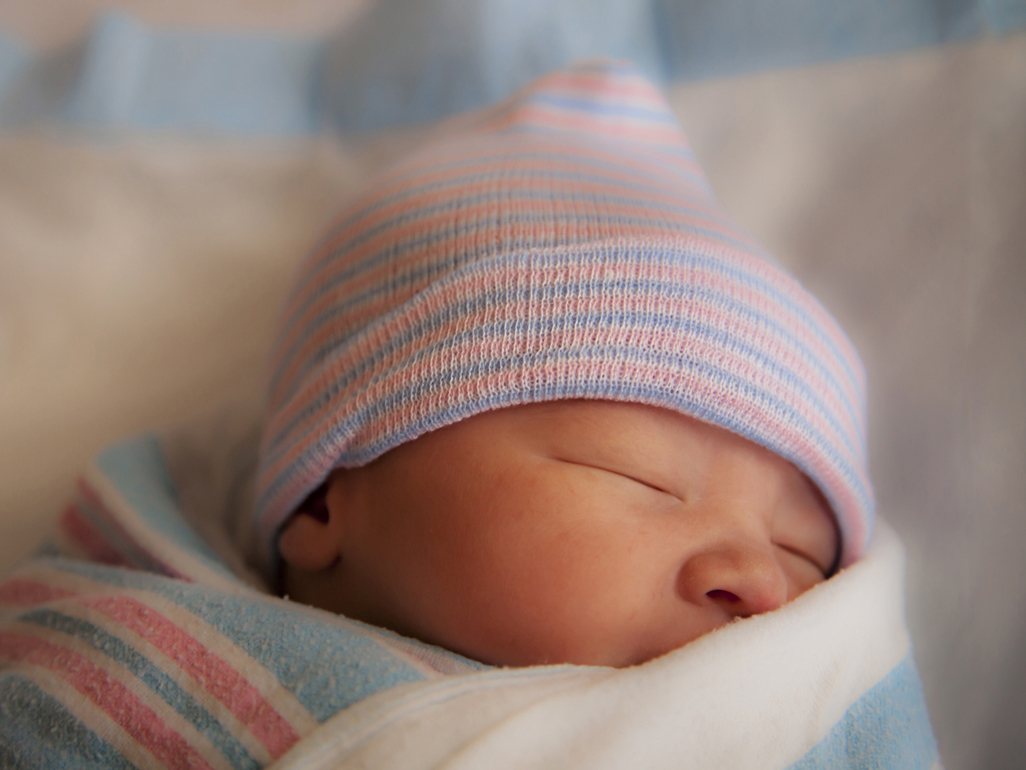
[278,513,340,571]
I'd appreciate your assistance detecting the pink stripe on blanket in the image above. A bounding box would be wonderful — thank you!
[75,478,186,580]
[58,504,136,569]
[0,631,216,770]
[0,578,75,606]
[84,594,302,758]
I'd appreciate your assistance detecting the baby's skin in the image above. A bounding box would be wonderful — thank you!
[279,400,839,668]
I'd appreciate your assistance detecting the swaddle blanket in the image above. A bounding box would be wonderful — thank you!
[0,422,938,769]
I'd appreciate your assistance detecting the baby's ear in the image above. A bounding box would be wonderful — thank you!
[277,478,344,572]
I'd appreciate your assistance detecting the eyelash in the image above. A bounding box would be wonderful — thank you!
[621,473,674,496]
[603,469,677,499]
[776,543,827,577]
[554,458,678,499]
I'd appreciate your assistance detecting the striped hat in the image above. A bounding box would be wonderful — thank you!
[255,59,873,576]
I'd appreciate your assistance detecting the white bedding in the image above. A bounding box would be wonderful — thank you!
[1,4,1024,766]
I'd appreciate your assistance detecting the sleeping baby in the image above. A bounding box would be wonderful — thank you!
[1,60,938,769]
[254,59,872,669]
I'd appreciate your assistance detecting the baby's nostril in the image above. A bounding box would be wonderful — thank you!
[707,589,741,603]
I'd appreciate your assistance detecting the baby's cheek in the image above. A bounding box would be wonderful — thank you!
[442,544,633,665]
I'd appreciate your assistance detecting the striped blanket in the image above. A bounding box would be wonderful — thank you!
[0,430,938,768]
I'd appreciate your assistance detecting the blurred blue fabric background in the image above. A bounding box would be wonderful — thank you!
[1,0,1024,133]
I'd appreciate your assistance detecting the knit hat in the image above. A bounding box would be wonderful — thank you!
[255,59,873,576]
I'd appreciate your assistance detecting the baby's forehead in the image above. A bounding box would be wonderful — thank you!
[407,400,824,498]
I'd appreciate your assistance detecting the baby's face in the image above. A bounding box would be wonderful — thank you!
[279,401,838,668]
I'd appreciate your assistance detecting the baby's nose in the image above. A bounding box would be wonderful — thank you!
[677,544,789,619]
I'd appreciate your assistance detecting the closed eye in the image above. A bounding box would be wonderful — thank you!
[776,543,829,578]
[552,457,678,498]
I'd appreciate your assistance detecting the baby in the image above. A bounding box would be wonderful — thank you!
[253,60,872,669]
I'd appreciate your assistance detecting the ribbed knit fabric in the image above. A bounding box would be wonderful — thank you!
[255,59,872,576]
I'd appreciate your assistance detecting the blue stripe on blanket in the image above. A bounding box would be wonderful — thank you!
[1,1,1024,134]
[788,653,938,770]
[20,607,261,770]
[44,558,433,720]
[95,435,240,582]
[0,676,135,770]
[71,475,175,575]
